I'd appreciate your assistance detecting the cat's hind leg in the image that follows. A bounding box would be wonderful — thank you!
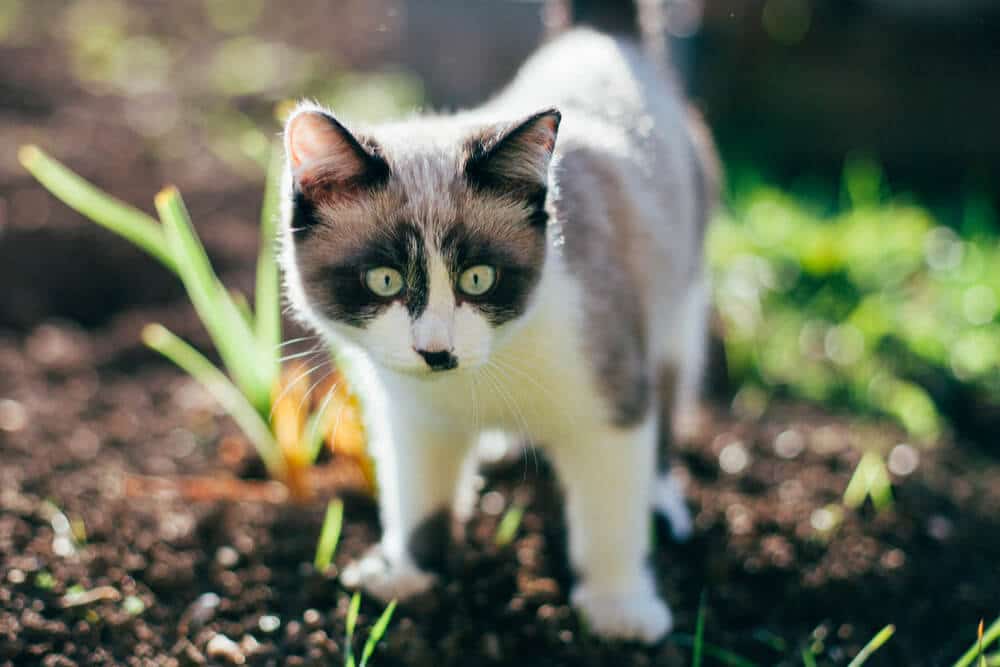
[652,364,694,542]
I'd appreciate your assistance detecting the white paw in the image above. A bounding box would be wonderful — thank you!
[572,584,673,643]
[653,474,693,542]
[340,549,435,602]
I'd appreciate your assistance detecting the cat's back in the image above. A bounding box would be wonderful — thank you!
[498,28,711,309]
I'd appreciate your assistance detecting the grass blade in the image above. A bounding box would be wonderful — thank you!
[956,618,1000,667]
[360,600,397,667]
[313,499,343,573]
[847,624,895,667]
[844,451,893,510]
[801,646,818,667]
[693,590,708,667]
[18,145,175,270]
[255,141,283,381]
[669,634,758,667]
[155,186,270,413]
[494,504,524,547]
[142,324,285,479]
[345,591,361,667]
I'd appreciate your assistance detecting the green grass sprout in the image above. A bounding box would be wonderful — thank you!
[955,617,1000,667]
[843,450,893,510]
[345,591,361,667]
[693,590,708,667]
[494,503,525,547]
[847,624,895,667]
[669,635,758,667]
[342,592,397,667]
[360,600,397,667]
[314,498,344,573]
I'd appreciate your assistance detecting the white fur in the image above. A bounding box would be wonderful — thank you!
[280,29,711,643]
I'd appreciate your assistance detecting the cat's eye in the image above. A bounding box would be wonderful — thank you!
[365,267,404,297]
[458,265,496,296]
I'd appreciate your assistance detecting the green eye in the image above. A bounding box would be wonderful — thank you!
[365,267,404,297]
[458,265,496,296]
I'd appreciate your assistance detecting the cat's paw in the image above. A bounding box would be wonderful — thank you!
[340,548,436,602]
[653,473,693,542]
[571,584,673,644]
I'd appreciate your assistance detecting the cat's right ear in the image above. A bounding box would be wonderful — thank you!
[284,107,390,200]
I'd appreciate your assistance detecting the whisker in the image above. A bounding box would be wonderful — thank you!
[308,379,341,449]
[276,335,318,350]
[297,367,335,422]
[268,359,330,421]
[277,346,325,364]
[489,356,570,422]
[483,364,538,479]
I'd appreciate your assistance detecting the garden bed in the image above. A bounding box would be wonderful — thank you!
[1,314,998,666]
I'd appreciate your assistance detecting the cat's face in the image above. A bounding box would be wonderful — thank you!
[280,104,560,376]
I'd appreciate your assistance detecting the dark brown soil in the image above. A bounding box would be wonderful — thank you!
[1,315,998,666]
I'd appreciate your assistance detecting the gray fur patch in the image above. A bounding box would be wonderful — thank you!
[555,146,652,427]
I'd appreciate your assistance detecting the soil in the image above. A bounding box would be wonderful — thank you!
[2,4,999,665]
[1,315,999,666]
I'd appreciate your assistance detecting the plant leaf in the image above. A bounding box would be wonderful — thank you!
[360,600,397,667]
[142,324,285,479]
[18,145,175,270]
[847,624,895,667]
[255,141,283,385]
[155,186,271,414]
[313,499,343,573]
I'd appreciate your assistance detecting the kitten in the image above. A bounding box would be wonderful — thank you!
[278,0,719,643]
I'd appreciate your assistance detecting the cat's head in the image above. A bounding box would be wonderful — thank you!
[279,102,560,376]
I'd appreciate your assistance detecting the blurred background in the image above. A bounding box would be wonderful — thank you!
[2,1,1000,664]
[2,0,999,442]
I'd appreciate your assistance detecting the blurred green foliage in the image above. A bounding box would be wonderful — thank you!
[709,157,1000,441]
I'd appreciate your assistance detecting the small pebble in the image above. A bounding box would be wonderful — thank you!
[303,608,321,627]
[258,615,281,633]
[239,635,260,656]
[927,515,954,541]
[188,593,220,627]
[0,398,27,432]
[481,491,506,516]
[719,441,750,474]
[888,443,919,476]
[774,429,805,459]
[215,546,239,568]
[206,634,245,665]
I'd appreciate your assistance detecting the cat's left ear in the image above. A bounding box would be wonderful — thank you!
[465,108,561,194]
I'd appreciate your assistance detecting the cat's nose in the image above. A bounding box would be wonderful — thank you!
[415,348,458,371]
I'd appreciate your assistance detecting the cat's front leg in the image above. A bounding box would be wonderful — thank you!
[548,413,672,643]
[341,418,468,602]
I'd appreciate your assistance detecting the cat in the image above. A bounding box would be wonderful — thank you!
[278,0,719,643]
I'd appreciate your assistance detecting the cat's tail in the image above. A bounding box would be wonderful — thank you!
[545,0,665,58]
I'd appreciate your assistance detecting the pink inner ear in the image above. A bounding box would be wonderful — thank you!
[526,114,559,153]
[286,111,365,184]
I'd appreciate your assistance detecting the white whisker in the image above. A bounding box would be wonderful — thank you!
[268,359,330,421]
[277,346,325,364]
